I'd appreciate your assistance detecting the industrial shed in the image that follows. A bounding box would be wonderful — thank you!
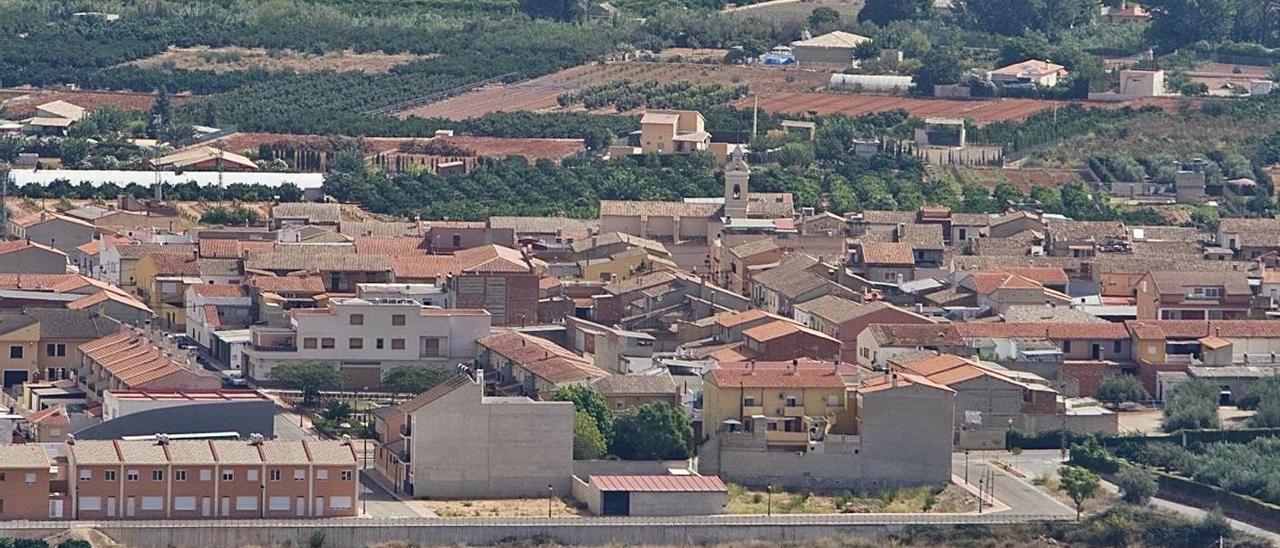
[573,475,728,516]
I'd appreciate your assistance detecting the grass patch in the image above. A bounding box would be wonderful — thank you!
[725,484,976,514]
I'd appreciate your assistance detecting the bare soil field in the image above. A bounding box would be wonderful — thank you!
[728,0,865,20]
[0,88,193,117]
[415,497,588,518]
[742,93,1186,126]
[960,167,1084,192]
[125,46,430,74]
[397,61,831,120]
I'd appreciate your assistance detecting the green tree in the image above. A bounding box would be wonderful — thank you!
[320,400,353,422]
[1116,466,1159,504]
[858,0,931,26]
[0,136,23,163]
[1096,374,1151,405]
[58,138,90,167]
[992,181,1022,210]
[774,142,815,169]
[573,410,607,459]
[828,175,860,214]
[383,366,453,394]
[554,385,615,446]
[1242,375,1280,427]
[199,205,262,226]
[1059,465,1101,521]
[611,403,693,460]
[272,362,344,406]
[1144,0,1238,51]
[959,181,995,213]
[520,0,587,22]
[914,48,965,93]
[1162,379,1221,432]
[808,7,842,31]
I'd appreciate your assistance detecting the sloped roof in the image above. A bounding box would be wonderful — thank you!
[0,240,67,258]
[23,308,119,340]
[591,475,726,492]
[590,371,678,396]
[272,203,341,224]
[246,251,392,272]
[730,237,780,258]
[1147,270,1251,295]
[152,146,257,171]
[708,367,846,389]
[859,242,914,265]
[354,236,428,256]
[247,274,326,294]
[791,30,871,49]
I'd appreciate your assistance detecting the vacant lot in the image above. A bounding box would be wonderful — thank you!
[127,46,430,74]
[728,0,865,20]
[417,497,588,518]
[397,61,830,120]
[725,484,977,514]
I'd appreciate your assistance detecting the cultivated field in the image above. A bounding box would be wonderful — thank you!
[727,0,865,20]
[0,88,193,117]
[396,61,831,120]
[1187,62,1273,95]
[741,93,1186,126]
[126,46,430,74]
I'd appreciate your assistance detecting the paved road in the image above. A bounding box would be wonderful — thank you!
[358,471,425,518]
[987,449,1279,544]
[272,408,314,440]
[951,452,1074,519]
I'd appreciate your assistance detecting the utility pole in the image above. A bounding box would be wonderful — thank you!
[361,435,368,515]
[752,94,759,141]
[0,162,8,240]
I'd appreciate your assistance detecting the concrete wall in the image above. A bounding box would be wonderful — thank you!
[75,401,276,440]
[699,433,865,490]
[0,520,901,547]
[859,383,954,488]
[0,247,67,274]
[572,459,692,477]
[411,376,574,498]
[630,490,728,516]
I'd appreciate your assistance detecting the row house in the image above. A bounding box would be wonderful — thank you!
[69,437,358,519]
[793,296,935,362]
[76,330,221,401]
[477,331,607,398]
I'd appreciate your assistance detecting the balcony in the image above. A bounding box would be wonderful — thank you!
[782,406,806,418]
[741,405,764,416]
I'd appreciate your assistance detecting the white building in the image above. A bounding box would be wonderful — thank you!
[244,297,491,387]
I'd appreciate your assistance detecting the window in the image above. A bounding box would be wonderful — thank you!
[235,496,258,511]
[199,470,212,482]
[126,470,139,482]
[152,470,164,481]
[104,470,116,481]
[421,337,441,357]
[375,338,384,350]
[46,343,65,357]
[392,314,406,326]
[743,396,756,406]
[24,473,36,485]
[391,338,405,350]
[348,338,363,350]
[826,395,840,406]
[9,345,22,359]
[269,496,291,511]
[1062,341,1072,353]
[247,469,259,482]
[451,234,462,248]
[329,496,352,510]
[79,497,101,511]
[615,401,624,410]
[350,314,364,326]
[173,497,196,511]
[294,469,305,481]
[316,470,329,481]
[221,470,234,481]
[340,470,353,481]
[269,469,281,481]
[320,338,334,349]
[784,395,799,407]
[1113,341,1122,354]
[303,338,317,349]
[140,496,163,511]
[79,470,91,482]
[174,470,187,482]
[1147,344,1158,355]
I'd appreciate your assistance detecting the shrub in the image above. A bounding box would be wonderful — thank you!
[1096,374,1151,405]
[1162,380,1221,432]
[1116,466,1159,504]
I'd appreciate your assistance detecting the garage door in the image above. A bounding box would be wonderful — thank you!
[601,491,630,516]
[3,369,28,388]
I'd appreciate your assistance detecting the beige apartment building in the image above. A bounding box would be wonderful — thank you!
[68,438,358,519]
[244,297,491,387]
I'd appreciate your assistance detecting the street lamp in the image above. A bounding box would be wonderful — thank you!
[547,484,554,518]
[977,478,984,514]
[964,450,970,483]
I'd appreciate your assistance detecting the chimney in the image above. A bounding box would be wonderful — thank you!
[895,223,905,242]
[791,358,798,372]
[249,433,265,445]
[66,434,75,446]
[154,433,169,445]
[341,434,352,446]
[891,372,898,388]
[915,303,923,314]
[748,360,756,374]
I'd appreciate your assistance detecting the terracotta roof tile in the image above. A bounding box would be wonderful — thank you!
[708,367,846,389]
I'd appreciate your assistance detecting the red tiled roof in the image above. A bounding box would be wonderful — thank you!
[998,267,1069,286]
[902,354,1024,388]
[25,404,68,424]
[708,367,846,389]
[247,274,326,294]
[953,322,1129,340]
[198,239,275,259]
[145,253,200,276]
[591,475,727,492]
[477,331,606,384]
[869,324,964,346]
[354,236,428,257]
[860,242,914,265]
[742,319,838,344]
[714,309,775,328]
[190,284,248,298]
[1125,320,1280,340]
[455,244,530,273]
[393,255,461,280]
[859,371,954,393]
[0,240,66,257]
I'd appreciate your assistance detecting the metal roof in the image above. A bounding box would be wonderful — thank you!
[590,475,727,492]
